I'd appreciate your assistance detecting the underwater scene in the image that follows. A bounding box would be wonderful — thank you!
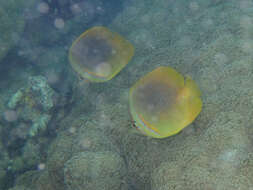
[0,0,253,189]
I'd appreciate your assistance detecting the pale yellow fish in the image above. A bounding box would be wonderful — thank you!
[69,26,134,82]
[129,66,202,138]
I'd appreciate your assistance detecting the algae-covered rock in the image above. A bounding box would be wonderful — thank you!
[64,151,127,190]
[0,0,36,62]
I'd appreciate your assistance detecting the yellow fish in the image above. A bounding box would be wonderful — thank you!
[69,26,134,82]
[129,66,202,138]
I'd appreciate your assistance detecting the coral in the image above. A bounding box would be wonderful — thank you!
[46,132,76,190]
[7,89,24,109]
[151,112,253,190]
[34,171,56,190]
[45,120,118,190]
[71,120,118,153]
[29,114,51,137]
[28,76,55,112]
[7,75,57,137]
[64,151,127,190]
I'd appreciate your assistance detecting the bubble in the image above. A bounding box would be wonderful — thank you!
[186,19,192,25]
[11,32,20,42]
[202,18,213,29]
[12,123,29,139]
[72,1,95,23]
[92,48,99,54]
[134,31,149,44]
[151,116,158,123]
[80,138,92,149]
[70,3,82,15]
[95,62,112,77]
[37,2,49,14]
[214,53,228,65]
[240,16,252,30]
[54,18,65,29]
[189,2,199,11]
[45,71,59,85]
[18,50,25,56]
[219,149,238,162]
[140,14,151,24]
[4,110,18,122]
[127,6,139,16]
[120,90,129,103]
[182,125,195,135]
[0,46,7,52]
[98,111,111,127]
[178,35,192,47]
[147,104,155,112]
[37,163,46,170]
[96,6,102,11]
[241,40,253,53]
[111,49,117,55]
[68,127,76,134]
[239,0,253,10]
[100,112,107,120]
[96,94,106,105]
[78,80,90,95]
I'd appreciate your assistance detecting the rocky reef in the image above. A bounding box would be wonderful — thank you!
[1,0,253,190]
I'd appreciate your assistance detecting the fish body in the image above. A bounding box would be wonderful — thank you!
[129,66,202,138]
[69,26,134,82]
